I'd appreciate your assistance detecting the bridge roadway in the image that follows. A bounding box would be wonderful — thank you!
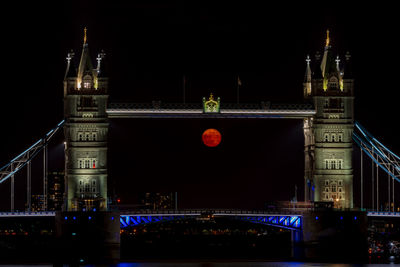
[106,102,316,119]
[1,210,398,231]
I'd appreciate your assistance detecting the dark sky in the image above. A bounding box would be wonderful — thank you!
[1,1,399,210]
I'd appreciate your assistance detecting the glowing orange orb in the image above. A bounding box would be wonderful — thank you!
[202,129,221,147]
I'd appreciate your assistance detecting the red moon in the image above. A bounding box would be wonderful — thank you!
[202,129,221,147]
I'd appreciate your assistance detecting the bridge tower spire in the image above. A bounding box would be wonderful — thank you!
[63,28,109,211]
[304,30,354,209]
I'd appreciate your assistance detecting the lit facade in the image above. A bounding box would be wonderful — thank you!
[63,30,109,211]
[304,31,354,208]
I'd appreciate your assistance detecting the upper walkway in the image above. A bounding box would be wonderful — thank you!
[106,102,316,119]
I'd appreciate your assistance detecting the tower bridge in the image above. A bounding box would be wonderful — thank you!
[1,29,399,214]
[0,29,399,262]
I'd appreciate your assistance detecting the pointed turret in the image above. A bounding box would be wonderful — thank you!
[320,29,336,78]
[64,50,77,79]
[77,28,96,89]
[304,55,312,97]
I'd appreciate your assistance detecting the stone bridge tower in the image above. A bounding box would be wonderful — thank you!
[304,30,354,209]
[63,29,109,211]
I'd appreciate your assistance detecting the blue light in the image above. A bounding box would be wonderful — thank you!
[72,232,76,236]
[354,216,357,220]
[88,216,92,220]
[64,216,68,220]
[111,217,114,220]
[93,208,96,212]
[73,216,76,220]
[315,216,319,220]
[340,216,343,220]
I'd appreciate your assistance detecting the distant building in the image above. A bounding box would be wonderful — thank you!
[47,171,65,211]
[31,195,45,212]
[139,192,177,210]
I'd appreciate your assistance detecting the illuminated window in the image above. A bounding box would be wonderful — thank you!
[83,75,92,89]
[329,77,338,89]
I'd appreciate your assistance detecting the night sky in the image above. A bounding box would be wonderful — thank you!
[1,1,399,210]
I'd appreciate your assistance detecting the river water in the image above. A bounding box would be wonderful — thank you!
[0,263,398,267]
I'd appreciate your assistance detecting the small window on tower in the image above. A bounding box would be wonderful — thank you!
[83,75,92,89]
[331,160,336,169]
[324,133,329,142]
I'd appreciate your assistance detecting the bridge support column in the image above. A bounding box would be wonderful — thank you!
[55,211,120,264]
[301,211,368,262]
[291,229,304,260]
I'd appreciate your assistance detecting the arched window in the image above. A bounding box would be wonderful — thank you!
[324,133,329,142]
[328,77,338,89]
[331,160,336,169]
[325,160,329,169]
[338,160,342,169]
[92,133,97,141]
[331,134,336,142]
[78,133,83,141]
[338,134,343,142]
[83,75,92,89]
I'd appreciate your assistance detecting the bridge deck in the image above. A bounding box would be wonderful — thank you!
[107,102,316,119]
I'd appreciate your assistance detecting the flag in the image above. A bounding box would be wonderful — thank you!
[237,75,242,87]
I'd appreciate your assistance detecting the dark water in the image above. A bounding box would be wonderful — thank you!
[0,263,398,267]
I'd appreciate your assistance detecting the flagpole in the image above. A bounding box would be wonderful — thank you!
[183,74,186,104]
[237,75,241,104]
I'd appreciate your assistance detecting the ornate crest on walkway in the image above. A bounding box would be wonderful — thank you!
[203,93,220,113]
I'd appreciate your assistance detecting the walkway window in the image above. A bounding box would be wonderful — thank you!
[331,160,336,169]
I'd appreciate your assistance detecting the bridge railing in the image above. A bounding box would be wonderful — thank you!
[119,209,306,215]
